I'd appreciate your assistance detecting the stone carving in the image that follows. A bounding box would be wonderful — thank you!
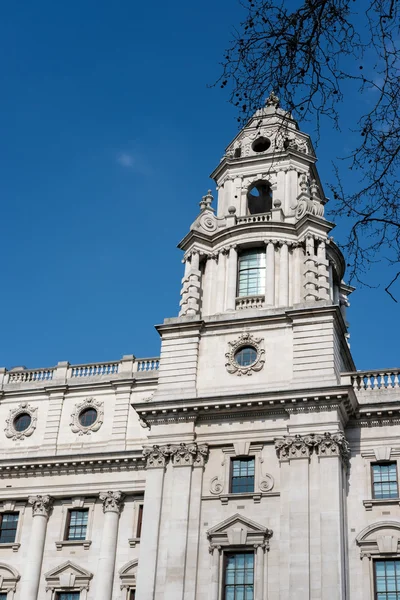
[28,494,53,517]
[225,333,265,376]
[275,435,314,460]
[143,445,172,468]
[265,90,280,108]
[210,476,224,495]
[199,212,218,233]
[275,432,350,464]
[313,432,351,465]
[171,442,209,467]
[99,491,125,514]
[259,473,274,492]
[70,397,103,435]
[5,402,37,440]
[199,190,214,211]
[295,174,324,219]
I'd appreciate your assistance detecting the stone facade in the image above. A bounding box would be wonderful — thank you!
[0,94,399,599]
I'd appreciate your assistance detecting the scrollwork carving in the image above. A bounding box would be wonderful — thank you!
[143,444,172,468]
[259,473,274,492]
[99,491,124,514]
[313,432,351,465]
[225,333,265,376]
[28,494,53,517]
[275,432,350,464]
[70,397,103,435]
[171,443,209,467]
[210,476,224,495]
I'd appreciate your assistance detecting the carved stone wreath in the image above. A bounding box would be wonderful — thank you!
[225,333,265,376]
[70,397,104,435]
[5,402,37,440]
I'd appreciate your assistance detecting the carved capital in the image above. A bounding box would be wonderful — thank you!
[274,435,314,460]
[143,444,173,468]
[28,494,53,517]
[99,491,125,514]
[313,432,351,465]
[171,443,209,467]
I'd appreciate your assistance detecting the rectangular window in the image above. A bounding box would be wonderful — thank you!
[0,594,7,600]
[375,560,400,599]
[237,249,266,297]
[136,504,143,538]
[372,463,399,499]
[129,591,136,600]
[65,509,89,541]
[0,512,19,543]
[224,552,254,600]
[55,593,80,600]
[231,458,255,494]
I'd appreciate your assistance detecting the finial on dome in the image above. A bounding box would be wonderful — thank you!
[265,90,280,108]
[199,189,214,211]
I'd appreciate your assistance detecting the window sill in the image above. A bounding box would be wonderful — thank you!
[363,499,400,511]
[0,542,20,552]
[55,539,92,550]
[218,492,280,505]
[129,537,141,548]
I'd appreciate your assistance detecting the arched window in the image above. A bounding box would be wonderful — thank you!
[237,249,266,297]
[247,181,272,215]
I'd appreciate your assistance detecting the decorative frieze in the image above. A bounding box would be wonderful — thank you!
[28,494,53,517]
[99,491,125,514]
[275,432,350,464]
[143,443,209,468]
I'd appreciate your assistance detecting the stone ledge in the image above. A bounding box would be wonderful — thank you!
[55,539,92,550]
[128,537,141,548]
[202,491,280,504]
[363,498,400,511]
[0,542,20,552]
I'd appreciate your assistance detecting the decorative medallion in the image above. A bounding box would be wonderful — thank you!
[225,333,265,376]
[70,397,104,435]
[5,402,37,440]
[259,473,275,492]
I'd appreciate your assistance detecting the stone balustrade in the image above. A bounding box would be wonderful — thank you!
[235,295,265,310]
[0,354,160,389]
[236,212,272,224]
[347,369,400,391]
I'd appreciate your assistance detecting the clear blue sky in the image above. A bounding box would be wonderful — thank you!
[0,1,397,371]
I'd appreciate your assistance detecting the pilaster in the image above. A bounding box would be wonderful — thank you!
[95,491,125,600]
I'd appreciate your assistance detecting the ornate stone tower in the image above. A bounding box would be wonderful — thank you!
[153,92,355,403]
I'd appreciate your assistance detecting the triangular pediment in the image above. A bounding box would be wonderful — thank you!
[208,513,268,536]
[207,513,273,548]
[45,561,92,579]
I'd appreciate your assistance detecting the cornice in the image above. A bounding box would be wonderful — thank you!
[0,451,145,479]
[135,385,355,427]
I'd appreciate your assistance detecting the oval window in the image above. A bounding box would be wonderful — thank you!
[234,346,257,367]
[14,413,32,432]
[79,407,98,427]
[252,137,271,153]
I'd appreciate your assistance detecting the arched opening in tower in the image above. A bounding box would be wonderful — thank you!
[247,181,272,215]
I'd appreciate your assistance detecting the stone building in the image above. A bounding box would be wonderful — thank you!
[0,93,399,600]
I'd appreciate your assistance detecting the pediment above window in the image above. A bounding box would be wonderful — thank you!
[44,560,93,591]
[0,562,20,592]
[119,559,138,589]
[207,513,273,548]
[356,521,400,557]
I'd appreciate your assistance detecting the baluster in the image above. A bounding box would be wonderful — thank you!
[394,372,400,389]
[366,374,372,390]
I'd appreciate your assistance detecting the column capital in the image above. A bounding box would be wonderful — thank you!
[274,434,314,461]
[99,490,125,514]
[171,442,209,467]
[313,431,351,465]
[143,444,173,468]
[28,494,53,517]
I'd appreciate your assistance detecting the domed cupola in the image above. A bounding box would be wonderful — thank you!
[177,93,352,321]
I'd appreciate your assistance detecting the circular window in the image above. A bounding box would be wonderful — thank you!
[252,137,271,153]
[14,413,32,432]
[79,407,98,427]
[234,346,258,367]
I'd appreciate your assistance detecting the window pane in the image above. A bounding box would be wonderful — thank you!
[238,249,266,297]
[375,560,400,599]
[66,509,88,541]
[231,458,255,493]
[0,512,19,543]
[372,464,398,499]
[224,553,254,600]
[56,594,80,600]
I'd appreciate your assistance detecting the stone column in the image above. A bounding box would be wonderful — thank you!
[279,242,289,306]
[314,432,349,600]
[20,495,53,600]
[95,491,124,600]
[215,250,227,313]
[165,443,209,600]
[225,246,238,311]
[265,241,275,306]
[209,545,221,600]
[254,544,265,600]
[275,436,313,600]
[135,446,170,600]
[184,446,209,600]
[292,244,302,304]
